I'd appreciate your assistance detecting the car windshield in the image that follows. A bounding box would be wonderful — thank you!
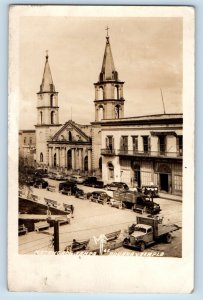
[134,226,147,233]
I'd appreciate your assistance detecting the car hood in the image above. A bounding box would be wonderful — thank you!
[131,231,145,239]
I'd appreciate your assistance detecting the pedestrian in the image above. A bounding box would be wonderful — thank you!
[70,204,74,218]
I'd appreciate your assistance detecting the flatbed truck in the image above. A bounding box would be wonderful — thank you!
[123,216,180,251]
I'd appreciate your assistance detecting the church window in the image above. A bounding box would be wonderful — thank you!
[115,85,119,99]
[40,152,43,162]
[51,111,54,124]
[24,137,26,144]
[30,138,32,145]
[50,94,54,107]
[68,131,72,141]
[40,112,43,124]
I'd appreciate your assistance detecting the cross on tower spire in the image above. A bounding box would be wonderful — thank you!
[105,25,109,38]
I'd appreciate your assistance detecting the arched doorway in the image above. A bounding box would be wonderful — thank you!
[107,162,114,181]
[99,157,102,170]
[84,156,88,171]
[157,163,171,193]
[40,152,43,163]
[132,163,141,188]
[67,149,72,170]
[53,153,57,167]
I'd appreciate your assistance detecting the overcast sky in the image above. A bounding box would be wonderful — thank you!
[19,16,182,129]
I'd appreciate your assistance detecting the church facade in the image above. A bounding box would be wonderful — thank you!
[33,33,183,195]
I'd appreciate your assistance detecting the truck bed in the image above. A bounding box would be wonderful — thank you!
[157,224,179,237]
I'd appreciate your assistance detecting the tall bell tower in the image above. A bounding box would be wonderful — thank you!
[35,51,61,166]
[94,28,125,121]
[91,29,125,173]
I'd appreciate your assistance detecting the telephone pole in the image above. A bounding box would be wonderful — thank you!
[53,220,60,253]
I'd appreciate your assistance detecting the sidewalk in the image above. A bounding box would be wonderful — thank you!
[159,192,182,202]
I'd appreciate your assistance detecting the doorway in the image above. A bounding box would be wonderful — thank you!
[67,149,72,170]
[160,173,169,192]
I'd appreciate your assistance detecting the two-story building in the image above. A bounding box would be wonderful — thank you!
[100,114,183,195]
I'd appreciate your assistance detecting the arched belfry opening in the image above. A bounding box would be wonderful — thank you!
[50,94,54,107]
[98,105,104,121]
[98,86,104,100]
[51,111,55,124]
[115,105,120,119]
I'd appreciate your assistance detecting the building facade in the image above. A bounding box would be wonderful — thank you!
[19,130,36,166]
[100,114,183,195]
[28,31,182,194]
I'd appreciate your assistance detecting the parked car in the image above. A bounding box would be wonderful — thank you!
[88,191,111,204]
[59,181,78,195]
[25,175,36,186]
[106,182,129,191]
[34,168,48,178]
[48,172,64,180]
[134,197,161,215]
[33,179,48,189]
[69,175,86,184]
[84,176,104,188]
[75,188,85,199]
[142,185,159,197]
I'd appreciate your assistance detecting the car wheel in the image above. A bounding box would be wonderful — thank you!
[139,241,146,252]
[165,233,172,243]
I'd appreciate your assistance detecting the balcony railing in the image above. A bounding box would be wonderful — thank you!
[101,149,116,155]
[101,148,182,158]
[118,149,183,158]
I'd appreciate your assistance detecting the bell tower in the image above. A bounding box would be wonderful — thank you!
[94,28,125,121]
[37,51,59,126]
[35,51,61,166]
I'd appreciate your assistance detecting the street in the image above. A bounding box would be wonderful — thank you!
[19,179,182,257]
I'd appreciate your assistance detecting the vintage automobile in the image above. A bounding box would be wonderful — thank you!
[34,168,48,178]
[106,182,129,191]
[142,185,159,197]
[64,239,90,253]
[75,188,86,199]
[123,216,178,251]
[69,175,86,184]
[48,172,64,180]
[113,190,161,214]
[33,178,49,189]
[59,181,78,195]
[84,176,104,188]
[88,191,111,204]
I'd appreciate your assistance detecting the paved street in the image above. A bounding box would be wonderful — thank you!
[19,180,182,257]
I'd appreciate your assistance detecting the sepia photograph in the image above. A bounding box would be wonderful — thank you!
[8,5,194,293]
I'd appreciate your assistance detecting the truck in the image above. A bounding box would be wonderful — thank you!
[123,216,179,251]
[113,190,161,214]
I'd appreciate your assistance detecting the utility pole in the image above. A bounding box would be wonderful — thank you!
[160,88,166,114]
[53,220,60,253]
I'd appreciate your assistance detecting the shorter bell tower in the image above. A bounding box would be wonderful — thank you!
[35,51,61,166]
[94,29,125,121]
